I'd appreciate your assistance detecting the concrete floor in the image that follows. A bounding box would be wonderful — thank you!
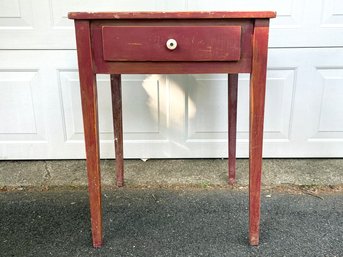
[1,159,343,190]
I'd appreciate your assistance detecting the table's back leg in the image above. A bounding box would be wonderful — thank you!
[228,74,238,184]
[249,19,270,246]
[75,20,103,247]
[110,74,124,187]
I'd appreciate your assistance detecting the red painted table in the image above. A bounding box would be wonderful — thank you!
[69,11,276,248]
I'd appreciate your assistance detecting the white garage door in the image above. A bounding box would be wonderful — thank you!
[1,0,343,159]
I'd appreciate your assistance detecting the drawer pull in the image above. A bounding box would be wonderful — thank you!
[166,39,177,50]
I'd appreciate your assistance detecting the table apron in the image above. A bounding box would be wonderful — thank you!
[91,19,253,74]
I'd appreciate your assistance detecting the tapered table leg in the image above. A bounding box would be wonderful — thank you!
[228,74,238,184]
[249,19,270,246]
[110,74,124,187]
[75,20,102,248]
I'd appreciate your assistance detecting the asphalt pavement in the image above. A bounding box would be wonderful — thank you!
[0,189,342,257]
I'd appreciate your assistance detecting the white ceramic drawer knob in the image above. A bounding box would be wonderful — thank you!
[166,39,177,50]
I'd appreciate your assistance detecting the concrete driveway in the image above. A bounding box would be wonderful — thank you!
[0,189,342,257]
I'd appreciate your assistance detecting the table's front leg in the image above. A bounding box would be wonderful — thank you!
[75,20,102,248]
[249,19,270,246]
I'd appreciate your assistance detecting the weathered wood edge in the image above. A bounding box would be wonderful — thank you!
[68,11,277,20]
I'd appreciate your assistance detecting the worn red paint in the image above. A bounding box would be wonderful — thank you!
[249,19,270,246]
[102,26,241,61]
[70,11,275,248]
[68,11,276,20]
[90,19,254,74]
[228,74,238,184]
[110,74,124,187]
[74,20,102,248]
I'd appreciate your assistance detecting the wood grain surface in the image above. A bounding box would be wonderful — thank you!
[228,74,238,184]
[249,19,270,246]
[102,26,241,62]
[74,20,103,248]
[69,11,276,20]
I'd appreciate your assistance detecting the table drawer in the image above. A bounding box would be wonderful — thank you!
[102,26,241,62]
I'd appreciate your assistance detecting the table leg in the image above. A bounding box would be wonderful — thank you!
[249,19,270,246]
[110,74,124,187]
[228,74,238,184]
[75,20,102,247]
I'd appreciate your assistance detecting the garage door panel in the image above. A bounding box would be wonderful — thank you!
[309,68,343,141]
[0,70,45,141]
[1,0,343,48]
[0,0,188,49]
[1,0,343,159]
[58,71,168,142]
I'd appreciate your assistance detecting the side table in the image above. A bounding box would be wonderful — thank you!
[69,11,276,248]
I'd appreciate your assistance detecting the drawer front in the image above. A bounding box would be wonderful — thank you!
[102,26,241,62]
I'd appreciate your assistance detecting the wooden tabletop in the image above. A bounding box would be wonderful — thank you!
[68,11,276,20]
